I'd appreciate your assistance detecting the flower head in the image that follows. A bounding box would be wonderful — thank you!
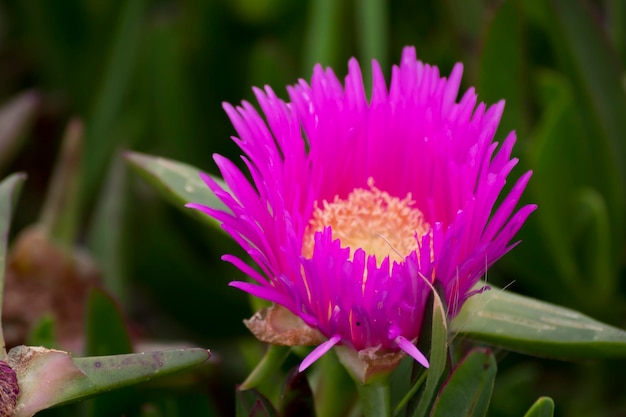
[188,46,536,376]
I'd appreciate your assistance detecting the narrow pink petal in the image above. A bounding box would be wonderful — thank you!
[228,281,292,308]
[299,335,342,372]
[222,254,268,285]
[395,336,430,368]
[442,63,463,116]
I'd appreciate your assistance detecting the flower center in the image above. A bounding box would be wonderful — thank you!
[303,178,430,265]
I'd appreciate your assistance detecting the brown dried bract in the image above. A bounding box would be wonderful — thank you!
[244,305,325,346]
[3,226,100,351]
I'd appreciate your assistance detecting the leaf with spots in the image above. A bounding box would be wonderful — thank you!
[125,151,227,229]
[8,345,210,417]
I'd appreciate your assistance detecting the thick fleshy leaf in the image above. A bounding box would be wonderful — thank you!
[357,381,391,417]
[313,350,356,417]
[236,386,280,417]
[9,345,210,417]
[280,367,315,417]
[83,288,134,416]
[125,152,227,229]
[523,397,555,417]
[72,349,209,391]
[404,287,448,417]
[430,348,496,417]
[0,173,26,359]
[240,345,291,390]
[452,286,626,359]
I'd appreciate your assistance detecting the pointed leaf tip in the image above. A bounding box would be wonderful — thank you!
[125,151,228,229]
[523,397,555,417]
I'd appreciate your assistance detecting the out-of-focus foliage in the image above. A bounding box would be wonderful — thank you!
[0,0,623,416]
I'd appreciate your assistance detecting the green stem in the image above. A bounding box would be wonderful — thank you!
[357,379,391,417]
[239,345,291,390]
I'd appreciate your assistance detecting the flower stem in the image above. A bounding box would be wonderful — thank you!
[357,379,391,417]
[240,345,291,390]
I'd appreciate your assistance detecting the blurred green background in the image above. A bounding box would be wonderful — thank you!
[0,0,624,416]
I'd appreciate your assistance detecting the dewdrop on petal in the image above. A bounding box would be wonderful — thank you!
[188,46,536,382]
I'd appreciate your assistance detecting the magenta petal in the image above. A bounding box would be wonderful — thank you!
[299,335,342,372]
[228,281,293,309]
[395,336,429,368]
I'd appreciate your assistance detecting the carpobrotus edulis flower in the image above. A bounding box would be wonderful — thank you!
[188,46,536,378]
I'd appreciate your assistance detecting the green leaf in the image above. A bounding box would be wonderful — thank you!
[72,349,209,393]
[452,286,626,359]
[401,286,448,417]
[0,173,26,360]
[312,349,356,417]
[302,0,344,73]
[83,288,133,417]
[280,367,315,417]
[523,397,555,417]
[548,0,626,191]
[39,119,83,249]
[520,5,625,316]
[26,314,58,349]
[85,288,133,356]
[430,348,497,417]
[607,0,626,66]
[478,0,528,138]
[125,152,227,229]
[524,71,593,302]
[355,0,388,87]
[240,345,291,391]
[443,0,484,40]
[357,380,391,417]
[144,20,200,165]
[9,345,210,416]
[236,386,280,417]
[83,0,150,201]
[87,151,130,305]
[0,91,40,170]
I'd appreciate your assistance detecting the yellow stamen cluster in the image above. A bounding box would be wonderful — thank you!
[303,178,430,266]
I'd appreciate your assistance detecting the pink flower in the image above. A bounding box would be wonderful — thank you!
[188,46,536,374]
